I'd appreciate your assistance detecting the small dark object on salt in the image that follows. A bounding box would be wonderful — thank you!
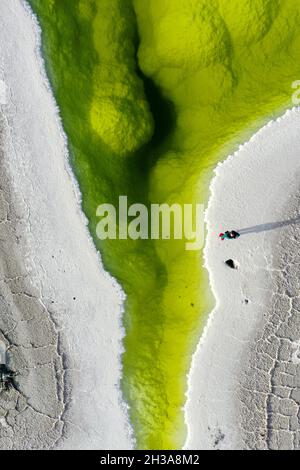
[0,364,16,392]
[225,259,239,270]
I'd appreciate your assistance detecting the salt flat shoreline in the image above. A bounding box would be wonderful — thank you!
[185,107,300,450]
[0,0,132,449]
[1,0,300,451]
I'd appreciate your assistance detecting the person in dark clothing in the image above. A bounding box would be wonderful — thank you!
[229,230,240,239]
[219,230,240,241]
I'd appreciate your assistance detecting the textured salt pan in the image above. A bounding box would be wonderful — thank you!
[185,107,300,450]
[0,0,132,449]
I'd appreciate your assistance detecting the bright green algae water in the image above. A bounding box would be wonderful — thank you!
[28,0,300,449]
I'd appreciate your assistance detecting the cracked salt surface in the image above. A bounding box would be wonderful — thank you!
[240,190,300,450]
[0,0,132,449]
[185,107,300,450]
[291,340,300,365]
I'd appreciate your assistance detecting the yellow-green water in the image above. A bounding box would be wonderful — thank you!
[28,0,300,449]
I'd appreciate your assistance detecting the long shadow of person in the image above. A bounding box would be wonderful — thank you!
[237,216,300,235]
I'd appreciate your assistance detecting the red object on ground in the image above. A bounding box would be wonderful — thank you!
[219,233,225,240]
